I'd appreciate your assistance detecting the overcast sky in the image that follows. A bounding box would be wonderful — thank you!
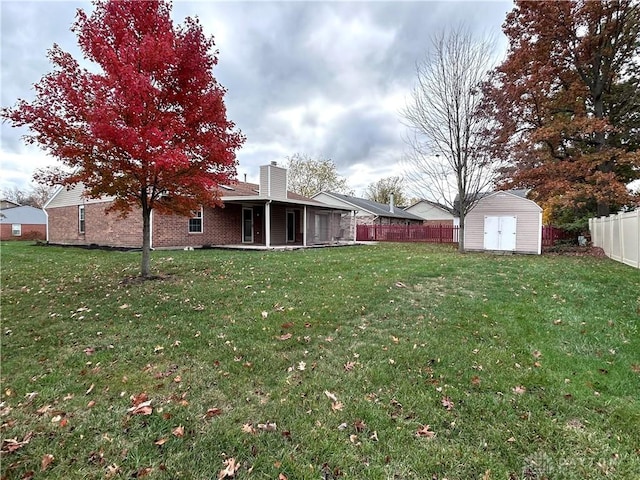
[1,0,513,197]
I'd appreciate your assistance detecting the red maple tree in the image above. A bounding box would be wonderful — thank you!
[483,0,639,228]
[2,0,244,276]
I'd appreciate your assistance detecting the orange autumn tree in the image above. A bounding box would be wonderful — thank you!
[483,0,640,230]
[2,0,244,277]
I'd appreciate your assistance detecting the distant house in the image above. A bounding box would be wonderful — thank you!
[404,200,457,226]
[44,163,355,249]
[312,192,423,226]
[463,190,542,254]
[0,199,20,210]
[0,205,47,240]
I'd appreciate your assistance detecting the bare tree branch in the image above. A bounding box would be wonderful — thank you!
[401,26,502,251]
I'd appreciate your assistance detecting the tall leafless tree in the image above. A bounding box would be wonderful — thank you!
[402,27,500,252]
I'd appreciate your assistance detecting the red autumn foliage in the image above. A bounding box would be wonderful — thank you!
[2,0,244,277]
[483,0,640,222]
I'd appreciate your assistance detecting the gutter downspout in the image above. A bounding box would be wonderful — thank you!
[44,208,49,243]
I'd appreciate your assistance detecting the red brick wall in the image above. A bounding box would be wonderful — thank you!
[0,224,46,240]
[48,203,143,247]
[47,201,243,248]
[153,204,242,247]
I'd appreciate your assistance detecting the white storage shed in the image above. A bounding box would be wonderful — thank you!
[464,190,543,255]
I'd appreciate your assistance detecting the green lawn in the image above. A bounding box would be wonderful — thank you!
[1,241,639,479]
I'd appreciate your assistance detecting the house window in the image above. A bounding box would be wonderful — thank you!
[78,206,85,233]
[189,208,203,233]
[12,224,21,236]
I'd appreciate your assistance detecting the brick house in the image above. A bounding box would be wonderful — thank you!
[0,204,47,241]
[44,163,355,249]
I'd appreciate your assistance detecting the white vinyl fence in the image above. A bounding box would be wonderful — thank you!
[589,209,639,269]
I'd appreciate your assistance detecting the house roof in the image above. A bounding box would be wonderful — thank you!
[315,192,424,220]
[0,205,47,224]
[219,182,353,210]
[404,199,455,215]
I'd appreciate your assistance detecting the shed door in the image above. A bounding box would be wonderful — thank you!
[484,216,516,251]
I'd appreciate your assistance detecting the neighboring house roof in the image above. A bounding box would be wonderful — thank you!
[404,199,455,215]
[0,199,21,209]
[0,205,47,224]
[314,192,423,221]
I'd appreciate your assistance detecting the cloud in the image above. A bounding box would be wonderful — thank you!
[1,0,512,194]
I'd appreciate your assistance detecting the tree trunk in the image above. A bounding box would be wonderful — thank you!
[141,204,151,278]
[457,211,465,253]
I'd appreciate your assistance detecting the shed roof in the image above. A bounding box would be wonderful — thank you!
[0,205,47,224]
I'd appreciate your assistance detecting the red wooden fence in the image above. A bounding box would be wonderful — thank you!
[356,224,459,243]
[541,226,575,247]
[356,224,574,246]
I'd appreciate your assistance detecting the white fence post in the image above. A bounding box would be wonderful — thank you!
[589,209,639,269]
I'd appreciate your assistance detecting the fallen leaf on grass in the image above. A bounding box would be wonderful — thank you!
[331,401,344,412]
[40,454,55,472]
[205,407,222,418]
[416,425,435,439]
[85,383,95,395]
[36,404,53,416]
[277,333,292,341]
[278,474,288,480]
[324,391,338,402]
[344,361,356,371]
[353,419,366,432]
[218,458,240,479]
[281,322,294,329]
[172,425,185,437]
[1,432,33,454]
[242,423,257,434]
[512,386,526,395]
[105,464,121,479]
[257,422,277,432]
[154,438,168,446]
[441,396,454,411]
[135,467,153,477]
[128,400,152,415]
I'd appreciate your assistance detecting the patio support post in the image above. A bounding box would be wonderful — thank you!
[352,210,356,244]
[303,206,307,246]
[265,200,271,248]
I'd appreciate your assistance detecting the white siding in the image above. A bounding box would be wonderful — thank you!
[404,201,454,221]
[464,192,542,254]
[46,183,115,208]
[259,164,287,200]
